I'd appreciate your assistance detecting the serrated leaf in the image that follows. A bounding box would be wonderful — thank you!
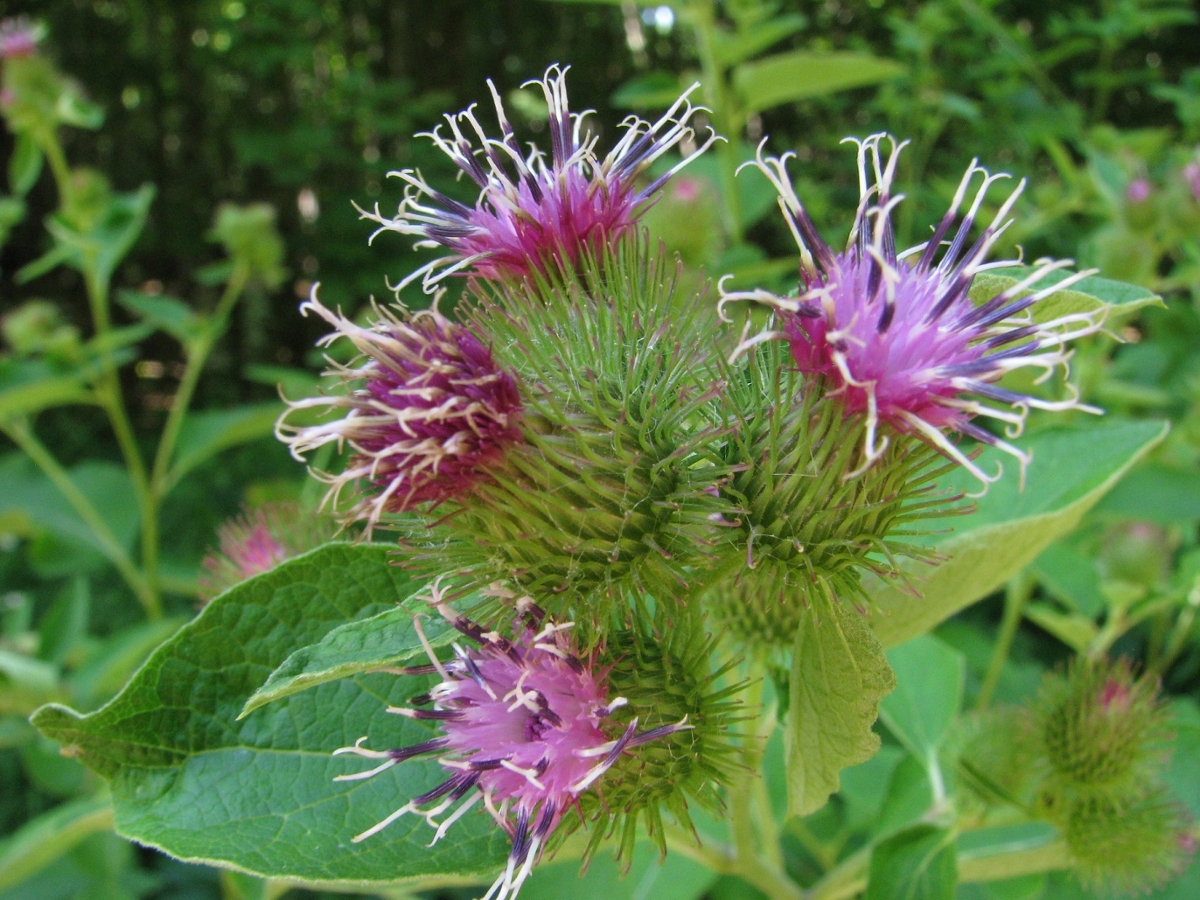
[0,793,114,892]
[879,636,964,780]
[9,133,44,197]
[786,593,896,818]
[868,420,1166,648]
[241,603,457,717]
[30,544,507,886]
[115,291,203,344]
[166,402,283,489]
[732,51,904,115]
[968,268,1162,325]
[865,824,957,900]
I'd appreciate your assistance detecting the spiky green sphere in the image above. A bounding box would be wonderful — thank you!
[396,237,732,622]
[704,341,959,649]
[1035,658,1169,796]
[571,605,746,864]
[1062,790,1193,895]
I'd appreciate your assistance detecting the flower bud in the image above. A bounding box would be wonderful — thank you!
[396,238,731,620]
[1034,658,1168,798]
[1062,790,1194,895]
[704,341,961,649]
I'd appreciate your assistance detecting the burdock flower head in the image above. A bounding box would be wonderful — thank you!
[359,63,718,291]
[0,17,42,59]
[334,586,690,900]
[720,133,1103,489]
[276,292,523,533]
[197,502,336,601]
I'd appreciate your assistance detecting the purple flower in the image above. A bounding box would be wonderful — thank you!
[1126,177,1152,204]
[276,291,523,532]
[358,64,718,291]
[0,17,41,59]
[1184,160,1200,203]
[720,134,1102,489]
[197,503,336,602]
[335,587,688,900]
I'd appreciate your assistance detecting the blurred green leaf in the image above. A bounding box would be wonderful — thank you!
[969,268,1163,325]
[1094,464,1200,524]
[115,291,203,345]
[1030,540,1104,617]
[167,401,284,489]
[880,636,964,777]
[36,578,90,667]
[519,840,717,900]
[243,364,321,400]
[1022,603,1098,652]
[838,745,905,833]
[55,93,105,130]
[611,72,689,110]
[38,184,154,289]
[0,359,91,421]
[732,51,905,116]
[0,794,114,893]
[711,15,807,69]
[31,544,507,886]
[868,420,1167,647]
[0,458,139,578]
[865,824,957,900]
[240,601,456,718]
[0,649,61,715]
[8,134,44,197]
[786,592,896,818]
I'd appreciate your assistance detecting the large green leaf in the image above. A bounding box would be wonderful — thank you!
[240,603,457,717]
[786,593,896,818]
[31,544,507,887]
[868,420,1166,648]
[732,51,904,115]
[115,291,204,345]
[711,14,807,68]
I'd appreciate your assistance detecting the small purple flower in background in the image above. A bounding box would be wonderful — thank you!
[720,134,1102,489]
[358,63,718,291]
[276,291,523,533]
[0,17,41,59]
[1184,159,1200,203]
[335,586,688,900]
[1126,177,1152,204]
[197,502,336,601]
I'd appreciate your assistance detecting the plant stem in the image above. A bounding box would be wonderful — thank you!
[143,263,250,591]
[977,572,1033,709]
[687,0,744,243]
[806,834,1072,900]
[4,420,159,618]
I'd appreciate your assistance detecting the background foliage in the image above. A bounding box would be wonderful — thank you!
[2,1,1200,899]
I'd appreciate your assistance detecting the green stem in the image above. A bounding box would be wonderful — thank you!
[806,835,1072,900]
[144,263,250,589]
[977,572,1033,710]
[4,420,159,618]
[688,0,743,243]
